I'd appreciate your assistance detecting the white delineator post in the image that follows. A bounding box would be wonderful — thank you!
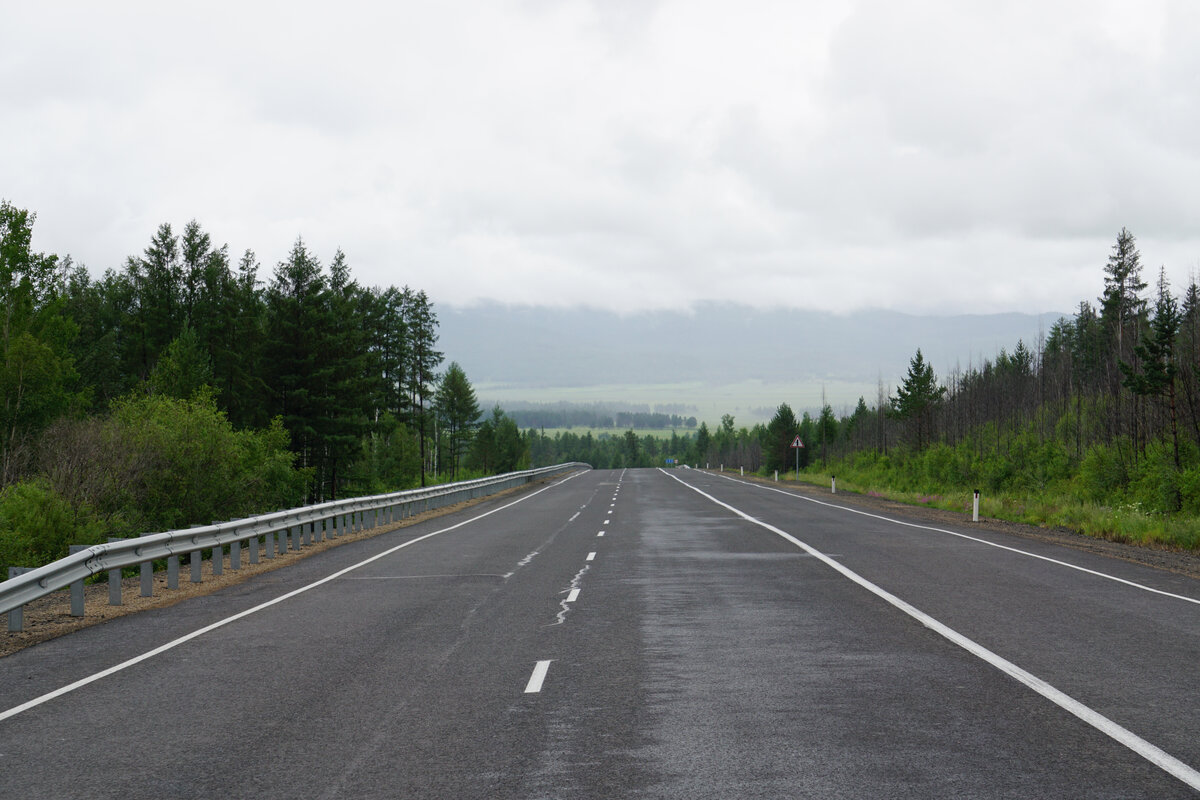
[831,475,836,494]
[973,489,980,522]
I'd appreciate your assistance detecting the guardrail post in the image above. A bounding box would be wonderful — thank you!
[188,525,204,583]
[103,542,123,604]
[277,528,287,556]
[167,554,180,589]
[302,523,311,547]
[249,532,260,563]
[7,567,32,631]
[68,545,88,615]
[107,538,124,605]
[231,535,241,570]
[140,558,153,597]
[313,519,322,544]
[212,540,223,576]
[290,525,300,551]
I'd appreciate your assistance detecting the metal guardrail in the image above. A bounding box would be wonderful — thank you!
[1,463,590,631]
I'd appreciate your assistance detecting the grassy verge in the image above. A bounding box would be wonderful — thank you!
[783,469,1200,551]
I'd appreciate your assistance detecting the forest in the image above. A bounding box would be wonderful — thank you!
[0,201,523,572]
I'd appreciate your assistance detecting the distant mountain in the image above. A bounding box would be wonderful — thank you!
[436,303,1067,419]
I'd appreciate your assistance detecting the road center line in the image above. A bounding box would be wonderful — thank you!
[715,472,1200,607]
[569,512,580,522]
[525,660,552,693]
[0,469,590,723]
[586,552,596,561]
[663,469,1200,793]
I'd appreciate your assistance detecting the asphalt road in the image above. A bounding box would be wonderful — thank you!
[2,467,1198,798]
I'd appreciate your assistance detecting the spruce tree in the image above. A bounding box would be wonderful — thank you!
[1121,267,1182,471]
[434,361,480,479]
[263,238,330,499]
[890,348,946,450]
[764,402,798,473]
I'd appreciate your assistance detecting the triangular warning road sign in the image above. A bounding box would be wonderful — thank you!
[790,436,804,448]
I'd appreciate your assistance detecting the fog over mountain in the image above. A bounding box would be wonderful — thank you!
[438,303,1065,422]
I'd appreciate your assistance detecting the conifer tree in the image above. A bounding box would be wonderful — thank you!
[263,238,331,498]
[890,348,945,450]
[402,288,442,485]
[764,402,798,473]
[1121,267,1182,470]
[434,361,480,479]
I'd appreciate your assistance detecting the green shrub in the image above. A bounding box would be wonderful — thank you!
[1076,442,1129,503]
[1125,440,1182,513]
[0,479,102,574]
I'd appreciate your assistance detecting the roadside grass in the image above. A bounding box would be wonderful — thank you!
[777,469,1200,551]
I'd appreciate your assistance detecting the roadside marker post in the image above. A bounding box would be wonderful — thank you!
[973,489,980,522]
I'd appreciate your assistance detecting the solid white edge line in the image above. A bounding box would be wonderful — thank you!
[661,469,1200,792]
[0,470,590,723]
[713,472,1200,607]
[525,660,552,693]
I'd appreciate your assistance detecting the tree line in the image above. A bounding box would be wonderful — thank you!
[713,229,1200,521]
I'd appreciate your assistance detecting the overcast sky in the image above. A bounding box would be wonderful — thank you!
[4,1,1199,316]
